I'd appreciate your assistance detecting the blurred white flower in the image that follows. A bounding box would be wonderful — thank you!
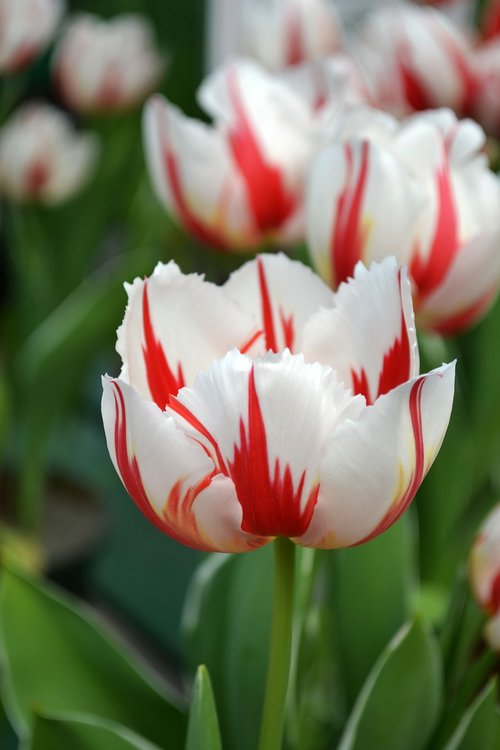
[207,0,341,72]
[53,13,164,115]
[470,505,500,652]
[0,0,64,73]
[306,106,500,334]
[352,4,475,116]
[0,103,98,205]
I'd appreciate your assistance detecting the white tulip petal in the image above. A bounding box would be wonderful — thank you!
[116,261,260,408]
[298,363,455,548]
[101,376,263,552]
[302,258,419,403]
[418,229,500,335]
[224,253,334,354]
[470,505,500,610]
[306,139,425,286]
[169,349,364,539]
[143,95,255,249]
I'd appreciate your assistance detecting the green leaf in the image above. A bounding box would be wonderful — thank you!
[443,679,498,750]
[331,517,415,706]
[186,666,222,750]
[338,620,442,750]
[29,712,162,750]
[0,566,186,746]
[182,546,273,750]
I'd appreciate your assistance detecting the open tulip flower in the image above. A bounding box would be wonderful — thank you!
[307,107,500,335]
[470,505,500,651]
[102,254,455,553]
[143,58,359,252]
[352,4,475,116]
[0,102,98,205]
[0,0,63,74]
[53,13,164,115]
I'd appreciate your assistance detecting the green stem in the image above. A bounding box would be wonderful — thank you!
[258,536,296,750]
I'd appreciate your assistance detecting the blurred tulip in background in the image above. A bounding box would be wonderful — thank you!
[206,0,341,72]
[307,107,500,334]
[0,0,64,74]
[53,13,164,114]
[470,504,500,651]
[0,101,98,204]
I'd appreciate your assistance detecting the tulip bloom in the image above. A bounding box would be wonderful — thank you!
[144,59,337,252]
[207,0,341,72]
[307,107,500,335]
[0,102,98,205]
[470,505,500,651]
[53,14,164,115]
[0,0,63,74]
[102,254,455,552]
[352,5,475,116]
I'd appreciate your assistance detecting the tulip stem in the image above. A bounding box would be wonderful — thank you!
[258,536,296,750]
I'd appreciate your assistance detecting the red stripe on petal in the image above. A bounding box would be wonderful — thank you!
[482,1,500,40]
[257,256,278,352]
[487,571,500,615]
[398,47,434,111]
[112,381,217,551]
[142,282,185,409]
[377,269,412,397]
[257,257,295,352]
[168,396,229,474]
[411,153,459,302]
[229,366,318,537]
[227,70,297,235]
[285,6,305,66]
[357,376,426,544]
[351,269,411,404]
[331,142,371,286]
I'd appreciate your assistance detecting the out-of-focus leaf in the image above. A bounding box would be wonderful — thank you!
[186,666,222,750]
[337,620,442,750]
[331,517,415,707]
[182,546,273,750]
[0,566,185,746]
[443,678,498,750]
[182,553,234,702]
[29,712,162,750]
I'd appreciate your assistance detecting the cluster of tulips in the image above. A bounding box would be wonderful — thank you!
[2,1,500,749]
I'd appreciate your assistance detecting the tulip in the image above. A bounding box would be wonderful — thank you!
[206,0,341,72]
[0,0,63,74]
[306,107,500,335]
[144,59,333,251]
[352,5,475,116]
[469,42,500,138]
[53,13,164,115]
[0,102,98,205]
[470,505,500,651]
[102,254,455,553]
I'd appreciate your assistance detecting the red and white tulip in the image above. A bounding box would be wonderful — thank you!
[143,59,345,252]
[0,0,64,74]
[470,505,500,651]
[352,5,475,116]
[307,107,500,335]
[207,0,341,72]
[469,42,500,138]
[102,254,455,552]
[53,13,164,115]
[0,102,98,205]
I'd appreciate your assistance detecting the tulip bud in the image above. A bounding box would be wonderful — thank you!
[470,505,500,651]
[0,103,98,205]
[53,13,164,115]
[0,0,64,74]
